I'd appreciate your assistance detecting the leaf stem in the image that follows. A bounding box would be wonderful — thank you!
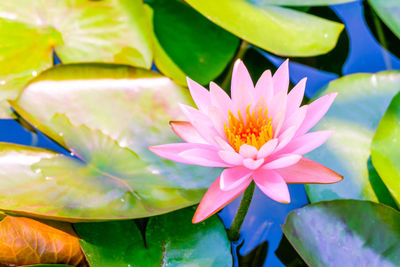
[221,40,250,90]
[227,181,255,241]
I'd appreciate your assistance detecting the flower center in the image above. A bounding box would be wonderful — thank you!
[224,104,273,152]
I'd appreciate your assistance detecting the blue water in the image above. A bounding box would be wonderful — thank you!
[0,0,399,266]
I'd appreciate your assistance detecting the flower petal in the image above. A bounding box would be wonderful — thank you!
[186,77,211,113]
[215,136,235,152]
[253,169,290,203]
[239,144,258,159]
[243,158,264,170]
[208,105,226,137]
[276,157,343,183]
[220,167,253,191]
[286,78,306,117]
[275,126,297,152]
[149,143,215,165]
[269,86,287,120]
[180,104,220,146]
[255,69,273,104]
[218,150,243,165]
[170,121,207,144]
[257,139,279,159]
[210,82,232,117]
[280,105,307,134]
[179,148,231,167]
[296,92,337,136]
[279,130,333,155]
[231,59,254,114]
[192,176,252,223]
[263,154,301,169]
[272,59,289,94]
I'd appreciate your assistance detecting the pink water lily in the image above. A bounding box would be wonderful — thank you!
[150,59,342,223]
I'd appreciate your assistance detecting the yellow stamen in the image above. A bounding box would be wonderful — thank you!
[224,104,273,152]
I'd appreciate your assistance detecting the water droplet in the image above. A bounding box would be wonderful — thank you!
[34,169,42,174]
[70,152,75,156]
[45,176,53,181]
[59,132,63,136]
[151,169,160,175]
[32,71,37,77]
[393,138,397,142]
[0,81,5,85]
[120,198,125,202]
[324,33,328,38]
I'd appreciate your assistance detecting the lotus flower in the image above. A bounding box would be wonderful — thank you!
[150,59,342,223]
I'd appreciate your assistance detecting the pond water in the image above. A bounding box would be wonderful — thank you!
[0,0,398,266]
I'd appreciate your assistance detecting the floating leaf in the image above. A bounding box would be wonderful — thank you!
[0,0,152,116]
[282,200,400,266]
[371,91,400,205]
[8,64,220,221]
[305,71,400,202]
[0,216,84,266]
[184,0,344,57]
[147,0,239,85]
[75,207,232,266]
[368,0,400,40]
[251,0,357,6]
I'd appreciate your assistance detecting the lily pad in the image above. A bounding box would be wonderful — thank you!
[7,64,220,221]
[0,0,152,116]
[75,206,232,266]
[251,0,357,6]
[147,0,239,85]
[282,200,400,266]
[371,91,400,205]
[305,71,400,202]
[184,0,344,57]
[368,0,400,40]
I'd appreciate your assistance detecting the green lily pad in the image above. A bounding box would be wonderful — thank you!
[0,0,152,117]
[75,207,232,266]
[371,91,400,205]
[305,71,400,202]
[368,0,400,40]
[184,0,344,57]
[7,64,220,221]
[147,0,239,85]
[282,200,400,266]
[251,0,356,6]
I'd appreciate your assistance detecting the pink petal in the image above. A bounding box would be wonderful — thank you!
[280,105,307,134]
[215,136,235,152]
[239,144,258,159]
[279,130,333,155]
[276,158,343,184]
[296,92,337,136]
[208,105,226,137]
[243,158,264,170]
[272,59,289,94]
[170,121,207,144]
[257,139,279,159]
[192,176,252,223]
[231,60,255,115]
[272,109,285,138]
[180,104,220,146]
[269,86,287,120]
[220,166,253,191]
[149,143,215,165]
[263,154,301,169]
[179,148,231,167]
[218,150,243,165]
[253,169,291,203]
[186,77,211,114]
[275,126,297,152]
[255,70,273,104]
[286,78,307,117]
[210,82,232,117]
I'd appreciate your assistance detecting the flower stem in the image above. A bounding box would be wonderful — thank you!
[221,40,250,90]
[227,181,255,241]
